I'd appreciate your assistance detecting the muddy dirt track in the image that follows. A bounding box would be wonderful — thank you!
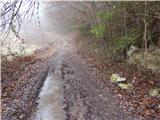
[29,34,144,120]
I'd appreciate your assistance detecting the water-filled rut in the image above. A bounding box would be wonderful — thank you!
[33,36,71,120]
[36,71,64,120]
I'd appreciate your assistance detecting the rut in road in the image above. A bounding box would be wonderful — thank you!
[33,36,69,120]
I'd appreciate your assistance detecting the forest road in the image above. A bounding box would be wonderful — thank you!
[32,34,143,120]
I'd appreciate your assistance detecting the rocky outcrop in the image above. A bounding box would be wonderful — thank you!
[128,45,160,72]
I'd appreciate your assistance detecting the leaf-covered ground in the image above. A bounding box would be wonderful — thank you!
[76,36,160,119]
[1,55,49,120]
[1,33,160,120]
[84,58,160,119]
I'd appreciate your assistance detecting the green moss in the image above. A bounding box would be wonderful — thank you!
[91,24,106,38]
[110,74,126,83]
[110,73,120,83]
[149,88,160,97]
[118,83,133,90]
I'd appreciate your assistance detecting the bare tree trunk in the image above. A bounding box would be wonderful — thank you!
[124,3,128,58]
[143,1,148,67]
[124,4,127,38]
[143,18,147,52]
